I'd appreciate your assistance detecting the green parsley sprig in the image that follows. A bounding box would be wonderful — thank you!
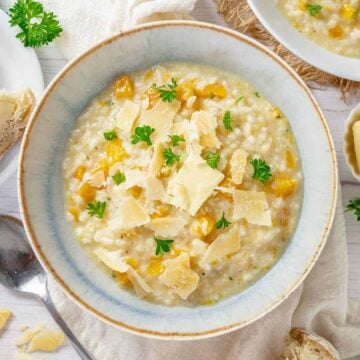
[154,237,174,256]
[169,134,185,146]
[205,151,220,169]
[216,212,232,229]
[152,78,178,103]
[87,201,106,219]
[346,198,360,222]
[9,0,62,47]
[251,158,272,183]
[235,95,244,104]
[103,130,117,140]
[223,111,233,131]
[131,125,155,146]
[307,4,322,16]
[163,147,180,165]
[112,171,126,185]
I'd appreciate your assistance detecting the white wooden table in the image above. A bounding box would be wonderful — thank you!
[0,0,359,358]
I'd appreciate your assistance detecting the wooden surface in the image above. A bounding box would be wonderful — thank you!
[0,0,359,358]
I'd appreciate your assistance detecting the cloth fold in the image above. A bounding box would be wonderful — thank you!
[40,0,197,59]
[49,188,360,359]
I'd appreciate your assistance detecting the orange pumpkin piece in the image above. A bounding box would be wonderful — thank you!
[146,260,165,276]
[106,138,127,166]
[286,150,297,169]
[196,83,227,99]
[114,271,131,287]
[77,182,97,202]
[142,87,160,109]
[177,83,195,102]
[113,75,134,99]
[329,25,344,38]
[68,207,80,221]
[191,215,216,238]
[73,165,87,180]
[269,174,298,197]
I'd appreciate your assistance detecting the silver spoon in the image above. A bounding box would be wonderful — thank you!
[0,215,95,360]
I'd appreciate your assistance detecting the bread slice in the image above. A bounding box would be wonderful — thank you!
[0,88,35,157]
[281,328,340,360]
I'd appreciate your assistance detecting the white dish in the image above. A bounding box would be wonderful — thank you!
[19,21,337,339]
[248,0,360,81]
[0,9,44,187]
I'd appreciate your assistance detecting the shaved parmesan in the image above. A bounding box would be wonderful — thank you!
[140,100,180,143]
[109,197,150,231]
[27,329,65,353]
[167,147,224,215]
[127,267,152,298]
[232,190,272,226]
[89,170,105,188]
[159,252,199,299]
[230,149,248,184]
[149,142,165,176]
[94,248,129,272]
[191,111,221,149]
[114,100,139,133]
[200,225,241,269]
[124,169,147,189]
[150,217,188,237]
[144,176,166,201]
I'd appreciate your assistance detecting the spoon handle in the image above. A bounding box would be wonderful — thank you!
[39,283,95,360]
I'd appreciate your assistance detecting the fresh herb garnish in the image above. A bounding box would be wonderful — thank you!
[169,134,185,146]
[216,212,232,229]
[251,158,272,183]
[9,0,62,47]
[346,198,360,221]
[206,151,220,169]
[235,95,244,104]
[86,201,106,219]
[154,237,174,256]
[163,147,180,165]
[153,78,178,103]
[131,125,155,146]
[112,171,126,185]
[223,111,233,131]
[255,91,260,98]
[103,130,117,140]
[307,4,322,16]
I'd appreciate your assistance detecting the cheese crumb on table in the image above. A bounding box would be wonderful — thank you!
[0,308,12,333]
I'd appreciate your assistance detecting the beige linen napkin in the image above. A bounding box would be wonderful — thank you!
[40,0,198,59]
[48,187,360,359]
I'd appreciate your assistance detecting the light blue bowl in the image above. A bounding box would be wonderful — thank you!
[18,21,337,339]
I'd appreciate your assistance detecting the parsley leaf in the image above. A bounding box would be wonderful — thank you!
[223,111,233,131]
[307,4,322,16]
[154,237,174,256]
[169,134,185,146]
[86,201,106,219]
[112,171,126,185]
[255,91,260,98]
[216,212,232,229]
[235,95,244,104]
[206,151,220,169]
[153,78,178,103]
[131,125,155,146]
[9,0,62,47]
[251,158,272,183]
[346,198,360,221]
[163,147,180,165]
[103,130,117,140]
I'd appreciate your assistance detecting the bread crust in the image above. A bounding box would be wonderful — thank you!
[0,88,35,157]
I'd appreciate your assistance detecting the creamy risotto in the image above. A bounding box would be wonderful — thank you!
[278,0,360,58]
[63,63,303,306]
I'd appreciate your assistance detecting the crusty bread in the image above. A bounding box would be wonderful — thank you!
[0,88,35,157]
[281,328,340,360]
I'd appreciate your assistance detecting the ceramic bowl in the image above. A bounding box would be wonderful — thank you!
[248,0,360,81]
[19,21,337,339]
[344,103,360,181]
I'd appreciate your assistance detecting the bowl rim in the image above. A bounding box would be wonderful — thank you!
[247,0,360,82]
[18,20,338,339]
